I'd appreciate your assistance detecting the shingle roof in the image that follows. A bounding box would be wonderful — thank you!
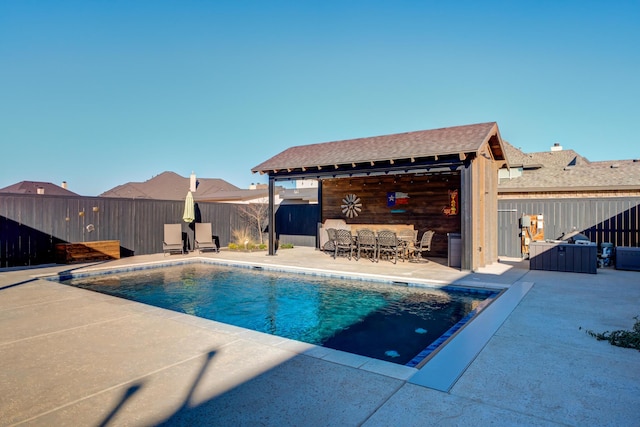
[502,141,589,169]
[0,181,80,196]
[500,143,640,191]
[99,171,241,201]
[501,141,534,167]
[252,122,505,175]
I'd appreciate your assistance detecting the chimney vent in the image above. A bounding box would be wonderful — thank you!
[551,143,563,152]
[61,181,68,189]
[190,172,197,192]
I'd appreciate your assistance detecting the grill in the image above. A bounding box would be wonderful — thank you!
[557,230,591,244]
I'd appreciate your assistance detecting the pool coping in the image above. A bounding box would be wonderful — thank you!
[41,255,506,292]
[37,256,526,388]
[409,281,534,391]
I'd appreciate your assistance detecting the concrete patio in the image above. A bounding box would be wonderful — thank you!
[1,247,639,426]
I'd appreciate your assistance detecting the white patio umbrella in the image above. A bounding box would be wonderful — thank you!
[183,191,195,223]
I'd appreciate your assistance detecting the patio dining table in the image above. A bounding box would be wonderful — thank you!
[396,230,418,260]
[332,227,418,262]
[371,230,417,259]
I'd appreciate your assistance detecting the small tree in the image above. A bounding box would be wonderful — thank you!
[239,202,269,244]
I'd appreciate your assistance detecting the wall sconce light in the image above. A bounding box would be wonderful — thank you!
[92,206,99,212]
[65,217,70,222]
[79,211,85,217]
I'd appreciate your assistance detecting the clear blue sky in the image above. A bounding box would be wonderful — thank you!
[2,1,639,196]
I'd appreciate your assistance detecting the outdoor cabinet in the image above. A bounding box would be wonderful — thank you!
[615,247,640,271]
[529,241,597,274]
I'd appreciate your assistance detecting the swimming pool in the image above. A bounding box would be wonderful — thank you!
[57,262,498,366]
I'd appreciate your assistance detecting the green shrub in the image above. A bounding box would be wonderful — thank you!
[584,316,640,351]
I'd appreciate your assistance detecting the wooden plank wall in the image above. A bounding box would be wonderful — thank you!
[460,147,502,270]
[486,151,500,264]
[320,174,462,258]
[460,161,473,270]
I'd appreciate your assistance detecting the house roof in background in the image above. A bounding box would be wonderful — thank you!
[502,141,589,169]
[252,122,507,176]
[6,129,638,200]
[197,188,272,203]
[500,143,640,192]
[278,187,318,203]
[0,181,80,196]
[99,171,241,201]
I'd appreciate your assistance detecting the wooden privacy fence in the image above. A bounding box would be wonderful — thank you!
[498,197,640,258]
[0,194,248,268]
[4,194,639,266]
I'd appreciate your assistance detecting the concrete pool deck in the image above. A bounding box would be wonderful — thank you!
[1,247,639,426]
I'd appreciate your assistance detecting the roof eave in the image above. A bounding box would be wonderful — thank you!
[483,123,509,168]
[252,152,475,177]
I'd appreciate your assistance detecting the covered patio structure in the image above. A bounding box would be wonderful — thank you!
[252,122,508,271]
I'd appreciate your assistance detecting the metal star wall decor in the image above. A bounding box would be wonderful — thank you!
[341,193,362,218]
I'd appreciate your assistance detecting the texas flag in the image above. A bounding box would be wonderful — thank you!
[387,192,409,207]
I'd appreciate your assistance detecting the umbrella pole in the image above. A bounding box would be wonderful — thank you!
[183,191,196,252]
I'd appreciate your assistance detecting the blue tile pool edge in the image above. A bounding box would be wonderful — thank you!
[409,281,534,392]
[404,293,499,368]
[41,257,500,297]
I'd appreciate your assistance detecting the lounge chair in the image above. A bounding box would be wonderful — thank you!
[195,223,217,253]
[163,224,184,255]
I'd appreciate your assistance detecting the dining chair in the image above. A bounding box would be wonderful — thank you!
[333,229,355,260]
[376,230,401,264]
[323,228,337,253]
[356,228,377,262]
[411,230,435,262]
[397,229,418,261]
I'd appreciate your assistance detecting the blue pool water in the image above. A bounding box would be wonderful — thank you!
[59,263,497,366]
